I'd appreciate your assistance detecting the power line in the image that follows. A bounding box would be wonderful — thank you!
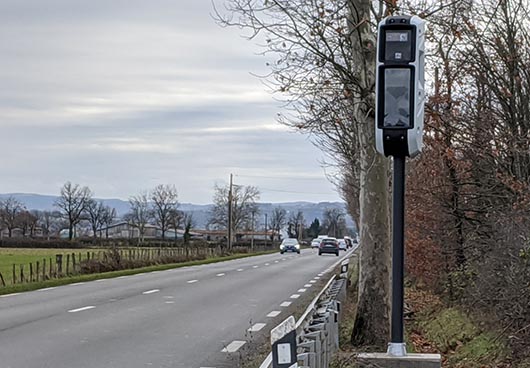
[235,174,326,181]
[258,187,335,195]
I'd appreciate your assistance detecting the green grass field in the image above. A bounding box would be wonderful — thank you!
[0,248,101,285]
[0,248,276,295]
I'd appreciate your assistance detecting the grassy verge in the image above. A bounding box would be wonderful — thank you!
[0,250,275,296]
[331,270,511,368]
[407,288,511,368]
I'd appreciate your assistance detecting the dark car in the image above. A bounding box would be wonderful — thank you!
[318,238,339,256]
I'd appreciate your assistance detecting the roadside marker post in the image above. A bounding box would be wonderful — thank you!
[271,316,297,368]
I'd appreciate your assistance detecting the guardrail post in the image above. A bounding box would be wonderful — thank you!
[271,316,298,368]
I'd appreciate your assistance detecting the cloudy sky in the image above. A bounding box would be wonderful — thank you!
[0,0,342,204]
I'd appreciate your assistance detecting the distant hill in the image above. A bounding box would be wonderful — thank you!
[0,193,356,231]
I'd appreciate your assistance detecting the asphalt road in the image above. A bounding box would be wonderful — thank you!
[0,248,351,368]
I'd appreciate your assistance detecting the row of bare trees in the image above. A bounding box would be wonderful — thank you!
[124,184,193,243]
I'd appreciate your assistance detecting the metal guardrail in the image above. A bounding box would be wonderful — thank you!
[259,266,348,368]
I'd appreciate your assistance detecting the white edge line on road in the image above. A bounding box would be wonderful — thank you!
[187,279,198,284]
[221,340,246,353]
[95,279,106,282]
[0,293,20,297]
[68,306,95,313]
[142,289,160,295]
[248,323,266,332]
[267,311,281,318]
[39,287,57,291]
[290,294,300,299]
[70,282,85,286]
[280,301,292,307]
[216,273,225,277]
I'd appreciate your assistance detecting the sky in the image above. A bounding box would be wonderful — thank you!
[0,0,343,204]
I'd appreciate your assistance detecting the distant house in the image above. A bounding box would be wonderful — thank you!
[1,227,44,238]
[193,229,277,242]
[95,222,203,240]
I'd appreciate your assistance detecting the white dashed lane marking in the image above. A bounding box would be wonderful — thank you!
[304,284,312,288]
[142,289,160,295]
[265,263,270,266]
[298,288,307,293]
[290,294,300,299]
[216,273,225,277]
[237,269,244,272]
[68,306,95,313]
[314,276,321,280]
[267,311,281,318]
[248,323,266,332]
[309,280,317,284]
[252,265,259,269]
[221,340,246,353]
[280,301,292,307]
[187,280,198,284]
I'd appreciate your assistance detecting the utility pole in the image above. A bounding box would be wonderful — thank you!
[264,213,268,247]
[227,173,233,250]
[251,210,255,251]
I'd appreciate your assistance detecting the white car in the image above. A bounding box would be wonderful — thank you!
[311,238,321,248]
[280,238,301,254]
[337,239,347,251]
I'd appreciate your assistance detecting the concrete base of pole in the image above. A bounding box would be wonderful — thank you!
[387,342,407,356]
[357,352,441,368]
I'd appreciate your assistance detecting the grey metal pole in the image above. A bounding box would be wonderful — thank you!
[389,155,406,356]
[228,173,233,249]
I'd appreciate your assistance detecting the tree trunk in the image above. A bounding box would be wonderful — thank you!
[348,0,391,349]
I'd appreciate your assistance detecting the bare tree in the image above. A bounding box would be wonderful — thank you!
[151,184,179,239]
[209,183,260,240]
[322,207,347,238]
[85,199,107,239]
[127,193,152,242]
[217,0,391,346]
[101,206,116,239]
[269,207,287,240]
[183,213,195,243]
[17,210,38,237]
[167,208,184,241]
[54,182,92,240]
[0,196,25,237]
[36,210,61,240]
[288,211,305,239]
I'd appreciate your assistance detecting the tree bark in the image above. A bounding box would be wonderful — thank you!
[348,0,391,348]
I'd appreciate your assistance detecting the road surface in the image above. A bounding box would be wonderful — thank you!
[0,248,351,368]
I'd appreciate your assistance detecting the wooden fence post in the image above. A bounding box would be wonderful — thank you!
[72,253,76,273]
[56,254,63,277]
[0,272,5,287]
[43,258,46,280]
[49,257,53,278]
[20,264,25,284]
[30,262,34,282]
[36,261,40,282]
[66,254,70,275]
[12,264,16,285]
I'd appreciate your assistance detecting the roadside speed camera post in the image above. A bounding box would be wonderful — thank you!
[365,14,440,366]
